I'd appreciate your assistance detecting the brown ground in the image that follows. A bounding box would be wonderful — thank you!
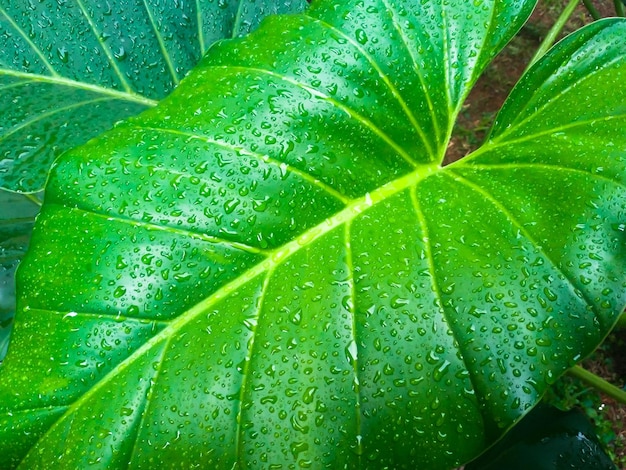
[448,1,626,466]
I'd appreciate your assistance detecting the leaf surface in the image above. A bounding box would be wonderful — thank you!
[0,0,307,192]
[1,2,626,469]
[0,0,307,362]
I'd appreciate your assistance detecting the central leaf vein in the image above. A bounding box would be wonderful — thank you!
[234,269,273,463]
[379,0,442,151]
[409,184,482,414]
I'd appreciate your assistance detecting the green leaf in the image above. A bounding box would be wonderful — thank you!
[0,0,307,193]
[0,0,307,362]
[0,191,39,359]
[465,404,616,470]
[1,2,625,469]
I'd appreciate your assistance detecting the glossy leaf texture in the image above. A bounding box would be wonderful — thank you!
[2,2,626,469]
[0,0,307,192]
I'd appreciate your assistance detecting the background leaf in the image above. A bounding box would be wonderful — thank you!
[1,1,625,469]
[0,0,307,193]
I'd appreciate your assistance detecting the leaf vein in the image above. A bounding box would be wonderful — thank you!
[234,270,273,464]
[0,6,58,76]
[131,125,352,204]
[74,0,133,93]
[458,162,626,191]
[492,53,625,142]
[306,12,436,160]
[141,0,180,85]
[0,69,157,106]
[409,185,485,419]
[126,342,171,467]
[0,97,118,144]
[344,222,363,463]
[447,170,599,316]
[381,0,444,149]
[65,205,266,255]
[207,65,418,168]
[23,306,170,326]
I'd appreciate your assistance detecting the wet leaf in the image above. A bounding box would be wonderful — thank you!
[1,2,625,469]
[0,0,307,192]
[0,0,307,362]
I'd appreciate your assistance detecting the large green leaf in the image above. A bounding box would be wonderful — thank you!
[0,0,307,193]
[2,1,626,469]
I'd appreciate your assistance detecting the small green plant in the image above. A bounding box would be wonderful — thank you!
[0,0,625,468]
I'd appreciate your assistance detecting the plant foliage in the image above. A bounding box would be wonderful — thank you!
[0,0,307,361]
[1,0,625,468]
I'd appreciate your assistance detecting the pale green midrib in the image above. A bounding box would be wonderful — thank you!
[125,340,170,469]
[233,269,273,464]
[130,124,351,204]
[196,0,206,54]
[74,0,134,94]
[0,69,158,107]
[0,5,58,76]
[306,13,436,161]
[25,306,170,327]
[142,0,180,85]
[447,169,601,320]
[344,222,363,464]
[408,185,485,425]
[440,5,453,119]
[30,162,439,451]
[467,1,499,91]
[488,50,625,143]
[232,0,246,38]
[451,111,626,167]
[0,404,68,417]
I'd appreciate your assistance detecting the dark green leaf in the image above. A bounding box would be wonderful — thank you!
[0,0,307,192]
[465,404,617,470]
[1,2,625,469]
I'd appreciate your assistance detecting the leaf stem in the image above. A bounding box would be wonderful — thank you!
[614,311,626,330]
[615,0,626,17]
[582,0,602,20]
[568,365,626,405]
[527,0,579,69]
